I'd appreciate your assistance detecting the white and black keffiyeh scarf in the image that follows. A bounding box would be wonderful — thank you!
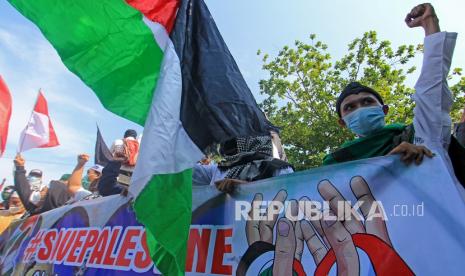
[219,136,292,181]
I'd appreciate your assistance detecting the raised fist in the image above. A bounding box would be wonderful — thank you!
[14,154,25,167]
[405,3,440,35]
[77,154,90,166]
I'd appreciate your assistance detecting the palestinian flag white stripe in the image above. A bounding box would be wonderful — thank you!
[130,18,203,198]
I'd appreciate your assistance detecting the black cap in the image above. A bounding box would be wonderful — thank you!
[124,129,137,139]
[28,169,43,178]
[336,82,384,117]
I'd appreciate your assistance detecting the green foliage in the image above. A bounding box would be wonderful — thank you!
[258,31,465,171]
[451,69,465,122]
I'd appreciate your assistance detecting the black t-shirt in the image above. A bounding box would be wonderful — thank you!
[36,181,72,214]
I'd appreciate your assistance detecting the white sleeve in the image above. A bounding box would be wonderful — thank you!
[192,163,227,186]
[192,163,215,186]
[413,32,457,150]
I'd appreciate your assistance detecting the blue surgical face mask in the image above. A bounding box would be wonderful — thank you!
[342,106,386,137]
[27,176,42,190]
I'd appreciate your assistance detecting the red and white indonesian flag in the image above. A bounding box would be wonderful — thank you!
[19,91,59,152]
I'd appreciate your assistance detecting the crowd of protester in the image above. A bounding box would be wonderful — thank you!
[1,3,464,234]
[0,128,141,232]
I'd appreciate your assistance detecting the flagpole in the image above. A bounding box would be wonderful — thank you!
[17,89,41,154]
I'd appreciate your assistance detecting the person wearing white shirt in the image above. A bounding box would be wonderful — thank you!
[323,3,464,197]
[193,135,294,192]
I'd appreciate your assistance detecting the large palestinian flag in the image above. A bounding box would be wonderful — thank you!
[8,0,270,275]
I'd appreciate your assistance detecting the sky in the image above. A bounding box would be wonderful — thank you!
[0,0,464,187]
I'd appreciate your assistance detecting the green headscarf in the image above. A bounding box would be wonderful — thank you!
[323,123,412,165]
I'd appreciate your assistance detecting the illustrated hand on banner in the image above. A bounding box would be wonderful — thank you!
[239,176,414,276]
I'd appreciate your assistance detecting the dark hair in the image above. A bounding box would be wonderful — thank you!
[124,129,137,139]
[336,82,384,117]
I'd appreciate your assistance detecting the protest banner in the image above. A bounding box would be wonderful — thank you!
[1,155,464,275]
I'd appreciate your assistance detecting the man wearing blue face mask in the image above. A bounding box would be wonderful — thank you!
[324,3,463,179]
[323,81,434,165]
[26,169,43,204]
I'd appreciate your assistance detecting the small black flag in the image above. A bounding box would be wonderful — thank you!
[95,126,112,166]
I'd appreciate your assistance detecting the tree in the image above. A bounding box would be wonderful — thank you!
[258,31,465,171]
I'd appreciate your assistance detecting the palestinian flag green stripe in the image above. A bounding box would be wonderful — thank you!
[133,169,192,275]
[9,0,163,125]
